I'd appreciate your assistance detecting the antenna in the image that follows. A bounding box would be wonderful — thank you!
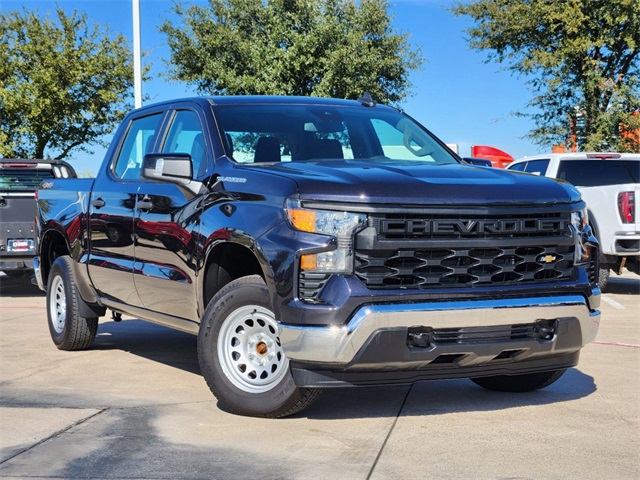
[357,92,376,107]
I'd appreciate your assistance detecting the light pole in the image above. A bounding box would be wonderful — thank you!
[132,0,142,108]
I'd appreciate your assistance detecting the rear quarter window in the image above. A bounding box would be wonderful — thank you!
[556,160,640,187]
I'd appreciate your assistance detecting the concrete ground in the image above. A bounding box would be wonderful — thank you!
[1,272,638,480]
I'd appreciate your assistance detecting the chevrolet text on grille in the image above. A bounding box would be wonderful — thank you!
[379,218,570,235]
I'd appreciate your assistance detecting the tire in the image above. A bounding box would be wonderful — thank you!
[470,369,566,392]
[198,275,322,418]
[46,256,98,351]
[625,257,640,276]
[598,266,610,291]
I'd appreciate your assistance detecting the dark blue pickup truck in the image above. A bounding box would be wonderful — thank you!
[35,96,601,417]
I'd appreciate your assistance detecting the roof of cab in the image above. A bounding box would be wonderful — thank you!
[134,95,394,112]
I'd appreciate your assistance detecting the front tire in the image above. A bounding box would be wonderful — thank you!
[470,369,566,392]
[46,256,98,350]
[198,275,322,418]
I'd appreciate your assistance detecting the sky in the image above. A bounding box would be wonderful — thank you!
[3,0,544,175]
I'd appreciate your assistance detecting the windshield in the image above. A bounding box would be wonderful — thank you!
[213,104,459,165]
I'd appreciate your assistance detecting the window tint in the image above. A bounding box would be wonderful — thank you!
[508,162,527,172]
[113,113,163,179]
[0,169,54,191]
[557,160,639,187]
[222,117,354,164]
[225,132,284,163]
[371,118,442,162]
[524,159,549,176]
[213,105,459,165]
[162,110,207,177]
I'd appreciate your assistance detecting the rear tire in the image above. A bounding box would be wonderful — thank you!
[46,256,98,350]
[198,275,322,418]
[598,266,610,291]
[470,369,566,392]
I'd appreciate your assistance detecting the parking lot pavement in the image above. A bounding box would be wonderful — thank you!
[1,272,638,479]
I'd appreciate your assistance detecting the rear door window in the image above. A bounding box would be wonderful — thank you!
[523,159,549,176]
[508,162,527,172]
[557,160,640,186]
[113,113,163,180]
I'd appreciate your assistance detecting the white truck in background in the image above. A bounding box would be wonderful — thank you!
[507,153,640,289]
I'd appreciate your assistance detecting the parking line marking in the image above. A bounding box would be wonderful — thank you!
[601,296,626,310]
[0,306,46,309]
[593,341,640,349]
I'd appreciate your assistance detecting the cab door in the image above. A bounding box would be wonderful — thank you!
[132,107,212,320]
[88,112,164,306]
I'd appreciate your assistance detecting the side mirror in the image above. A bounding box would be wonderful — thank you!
[142,153,193,186]
[462,157,493,167]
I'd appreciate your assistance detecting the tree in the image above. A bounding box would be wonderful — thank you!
[453,0,640,152]
[0,8,134,159]
[161,0,423,105]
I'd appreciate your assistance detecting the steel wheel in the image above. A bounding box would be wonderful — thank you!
[199,275,322,417]
[46,256,98,351]
[217,304,289,393]
[49,275,67,334]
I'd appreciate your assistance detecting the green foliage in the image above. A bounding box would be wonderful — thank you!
[453,0,640,152]
[0,8,134,159]
[161,0,423,105]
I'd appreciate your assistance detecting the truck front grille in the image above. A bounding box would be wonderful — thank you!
[354,211,577,289]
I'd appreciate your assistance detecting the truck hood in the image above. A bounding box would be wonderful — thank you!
[251,160,581,206]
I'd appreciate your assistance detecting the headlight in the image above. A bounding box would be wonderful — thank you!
[571,206,591,265]
[286,199,366,273]
[286,200,366,236]
[571,207,588,232]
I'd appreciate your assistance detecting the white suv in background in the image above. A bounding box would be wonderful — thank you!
[507,153,640,289]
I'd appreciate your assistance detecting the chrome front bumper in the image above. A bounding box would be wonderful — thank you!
[279,294,601,366]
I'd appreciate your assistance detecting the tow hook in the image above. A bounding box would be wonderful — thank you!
[408,329,433,348]
[533,319,558,341]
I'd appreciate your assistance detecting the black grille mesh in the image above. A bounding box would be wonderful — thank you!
[356,245,575,288]
[355,211,577,289]
[432,323,537,344]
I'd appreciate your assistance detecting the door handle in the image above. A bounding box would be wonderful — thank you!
[136,196,153,212]
[91,198,106,209]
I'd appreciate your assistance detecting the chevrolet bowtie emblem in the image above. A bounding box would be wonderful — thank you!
[540,255,557,263]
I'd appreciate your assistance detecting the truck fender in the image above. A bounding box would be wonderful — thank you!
[199,233,275,317]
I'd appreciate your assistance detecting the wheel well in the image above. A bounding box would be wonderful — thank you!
[203,242,264,307]
[587,214,610,265]
[587,211,600,241]
[41,230,70,285]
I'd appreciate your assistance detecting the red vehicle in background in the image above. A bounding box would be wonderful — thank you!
[471,145,515,168]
